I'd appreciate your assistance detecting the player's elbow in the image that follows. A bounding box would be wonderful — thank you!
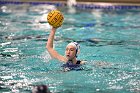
[46,44,54,54]
[46,44,49,49]
[46,42,51,49]
[46,45,52,53]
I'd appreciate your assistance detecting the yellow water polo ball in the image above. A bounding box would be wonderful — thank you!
[47,10,64,28]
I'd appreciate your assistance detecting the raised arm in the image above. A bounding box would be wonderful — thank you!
[46,27,67,62]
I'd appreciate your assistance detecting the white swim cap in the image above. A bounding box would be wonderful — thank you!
[66,42,80,57]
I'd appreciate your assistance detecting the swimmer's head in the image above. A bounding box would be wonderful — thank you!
[32,85,51,93]
[65,42,80,59]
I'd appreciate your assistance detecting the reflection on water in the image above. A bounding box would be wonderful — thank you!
[0,3,140,93]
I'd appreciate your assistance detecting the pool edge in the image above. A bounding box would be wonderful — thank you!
[0,0,140,10]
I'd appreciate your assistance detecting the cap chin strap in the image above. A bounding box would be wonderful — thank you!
[75,49,78,58]
[73,42,80,58]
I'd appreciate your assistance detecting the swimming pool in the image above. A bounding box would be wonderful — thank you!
[0,3,140,93]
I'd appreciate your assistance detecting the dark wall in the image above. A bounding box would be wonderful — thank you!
[20,0,140,4]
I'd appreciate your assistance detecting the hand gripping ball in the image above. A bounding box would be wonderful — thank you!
[47,10,64,28]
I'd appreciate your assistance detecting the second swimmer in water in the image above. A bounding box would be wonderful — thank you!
[46,27,85,71]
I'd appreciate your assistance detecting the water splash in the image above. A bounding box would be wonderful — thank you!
[67,0,77,14]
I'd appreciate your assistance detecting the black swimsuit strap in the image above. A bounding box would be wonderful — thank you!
[76,60,81,64]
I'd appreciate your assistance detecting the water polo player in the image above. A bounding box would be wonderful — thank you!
[46,27,85,71]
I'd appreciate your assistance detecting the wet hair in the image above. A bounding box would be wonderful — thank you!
[32,85,51,93]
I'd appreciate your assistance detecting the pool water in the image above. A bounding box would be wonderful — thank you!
[0,4,140,93]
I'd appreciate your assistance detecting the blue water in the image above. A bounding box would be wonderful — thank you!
[0,4,140,93]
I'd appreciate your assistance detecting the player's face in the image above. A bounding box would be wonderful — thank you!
[65,45,76,60]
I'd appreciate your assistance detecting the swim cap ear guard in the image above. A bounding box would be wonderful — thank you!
[73,42,80,57]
